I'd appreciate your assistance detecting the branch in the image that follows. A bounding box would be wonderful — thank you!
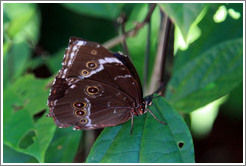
[118,12,130,56]
[103,3,157,49]
[146,10,173,96]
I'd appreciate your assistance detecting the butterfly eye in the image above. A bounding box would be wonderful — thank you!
[81,70,90,76]
[91,49,97,55]
[80,118,88,124]
[86,61,97,69]
[86,86,99,95]
[75,110,86,116]
[73,102,86,108]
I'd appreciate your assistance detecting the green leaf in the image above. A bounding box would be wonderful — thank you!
[3,75,56,162]
[3,9,10,24]
[12,75,53,115]
[3,40,12,88]
[3,3,40,43]
[45,48,65,74]
[3,40,31,87]
[173,3,243,71]
[166,38,243,113]
[3,144,38,163]
[166,4,243,113]
[3,3,41,86]
[45,128,82,163]
[159,3,206,39]
[86,96,194,163]
[61,3,124,20]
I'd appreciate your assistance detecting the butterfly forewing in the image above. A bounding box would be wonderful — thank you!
[58,37,142,104]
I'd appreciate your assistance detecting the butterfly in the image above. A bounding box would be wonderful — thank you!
[47,37,165,132]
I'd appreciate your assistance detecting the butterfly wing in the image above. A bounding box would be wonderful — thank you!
[58,37,143,105]
[47,37,144,129]
[48,78,134,129]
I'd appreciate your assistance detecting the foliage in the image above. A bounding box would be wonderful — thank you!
[3,3,243,163]
[86,96,194,163]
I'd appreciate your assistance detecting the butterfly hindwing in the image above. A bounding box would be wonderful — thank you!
[49,78,134,129]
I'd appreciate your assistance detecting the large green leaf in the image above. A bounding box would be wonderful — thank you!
[86,96,194,163]
[166,38,243,113]
[61,3,124,20]
[166,4,243,113]
[45,128,82,163]
[173,3,243,71]
[3,75,56,162]
[159,3,206,39]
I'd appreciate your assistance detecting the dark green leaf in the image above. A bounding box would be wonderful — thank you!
[3,40,12,88]
[173,3,243,71]
[166,4,243,113]
[86,96,194,163]
[45,128,82,163]
[219,82,243,120]
[3,75,56,162]
[3,144,38,163]
[166,38,243,113]
[19,130,36,149]
[3,9,10,24]
[4,40,31,86]
[159,3,207,39]
[62,3,124,20]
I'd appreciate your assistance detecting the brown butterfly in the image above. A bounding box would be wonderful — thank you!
[47,37,165,132]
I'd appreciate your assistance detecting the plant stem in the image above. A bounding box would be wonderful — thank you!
[103,3,157,49]
[73,129,102,162]
[118,12,130,56]
[147,9,173,96]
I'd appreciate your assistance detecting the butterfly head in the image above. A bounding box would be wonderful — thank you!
[135,95,153,115]
[143,95,153,109]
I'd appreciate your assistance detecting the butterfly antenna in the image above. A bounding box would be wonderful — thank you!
[147,108,167,125]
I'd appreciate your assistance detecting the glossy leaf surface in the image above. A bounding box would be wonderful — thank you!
[86,96,194,163]
[166,4,243,113]
[3,75,56,162]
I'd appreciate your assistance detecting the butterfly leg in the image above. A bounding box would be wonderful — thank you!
[147,108,167,125]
